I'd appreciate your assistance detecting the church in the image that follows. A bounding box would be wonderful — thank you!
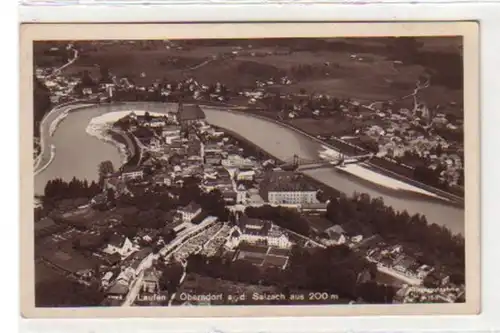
[176,100,206,126]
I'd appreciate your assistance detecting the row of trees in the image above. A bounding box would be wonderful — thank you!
[326,192,465,283]
[43,177,102,201]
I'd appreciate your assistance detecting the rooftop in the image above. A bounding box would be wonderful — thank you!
[107,282,129,295]
[325,224,346,235]
[143,267,160,282]
[178,103,206,121]
[180,201,202,214]
[108,234,127,248]
[260,171,317,193]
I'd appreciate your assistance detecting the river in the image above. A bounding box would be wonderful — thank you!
[34,102,464,234]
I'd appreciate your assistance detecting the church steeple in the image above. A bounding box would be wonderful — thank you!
[178,98,184,114]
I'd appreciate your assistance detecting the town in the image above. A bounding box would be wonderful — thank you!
[35,101,464,307]
[34,40,464,197]
[33,39,465,307]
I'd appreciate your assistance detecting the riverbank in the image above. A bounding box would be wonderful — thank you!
[34,101,464,234]
[85,121,130,166]
[207,107,462,205]
[34,102,96,174]
[34,145,55,177]
[85,110,168,167]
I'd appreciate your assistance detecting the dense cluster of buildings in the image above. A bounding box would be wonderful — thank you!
[363,103,464,187]
[35,42,465,306]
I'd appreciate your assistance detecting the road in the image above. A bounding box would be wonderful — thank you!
[120,217,219,306]
[46,47,79,79]
[122,270,144,306]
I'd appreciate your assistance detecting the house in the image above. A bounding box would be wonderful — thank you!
[394,256,417,275]
[101,271,114,288]
[236,183,247,204]
[104,176,128,195]
[142,267,161,294]
[102,252,122,266]
[236,169,255,181]
[350,235,364,243]
[121,165,144,181]
[325,225,346,235]
[153,174,172,186]
[162,125,181,140]
[324,230,347,245]
[301,202,328,212]
[102,234,135,258]
[205,152,222,165]
[82,87,93,96]
[107,281,129,300]
[116,267,136,284]
[266,225,292,249]
[203,143,222,154]
[149,118,166,128]
[178,201,202,222]
[228,216,292,249]
[221,189,237,204]
[222,154,255,168]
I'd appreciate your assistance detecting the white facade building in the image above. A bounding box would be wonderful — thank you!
[236,184,247,204]
[268,190,319,205]
[236,170,255,181]
[102,236,135,258]
[178,201,202,222]
[227,217,292,249]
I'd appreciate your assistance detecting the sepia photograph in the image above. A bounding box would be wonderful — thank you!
[20,22,480,318]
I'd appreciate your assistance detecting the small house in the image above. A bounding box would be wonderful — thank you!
[178,201,202,222]
[102,234,135,258]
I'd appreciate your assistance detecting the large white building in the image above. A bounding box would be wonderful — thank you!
[178,201,202,222]
[226,216,292,249]
[162,125,181,141]
[121,166,144,181]
[221,154,256,169]
[236,169,255,181]
[260,171,319,205]
[267,190,319,205]
[236,183,248,204]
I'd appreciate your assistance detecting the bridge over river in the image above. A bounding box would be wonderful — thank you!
[34,101,464,235]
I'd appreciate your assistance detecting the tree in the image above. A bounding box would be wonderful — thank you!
[80,70,95,88]
[106,188,116,204]
[98,160,115,183]
[99,66,113,84]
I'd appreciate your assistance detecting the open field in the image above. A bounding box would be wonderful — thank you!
[36,37,462,110]
[35,261,65,284]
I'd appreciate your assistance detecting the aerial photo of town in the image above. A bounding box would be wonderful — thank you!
[33,37,466,308]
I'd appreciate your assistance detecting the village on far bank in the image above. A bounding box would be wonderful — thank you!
[35,99,465,307]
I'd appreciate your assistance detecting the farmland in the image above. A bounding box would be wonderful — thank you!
[37,37,462,110]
